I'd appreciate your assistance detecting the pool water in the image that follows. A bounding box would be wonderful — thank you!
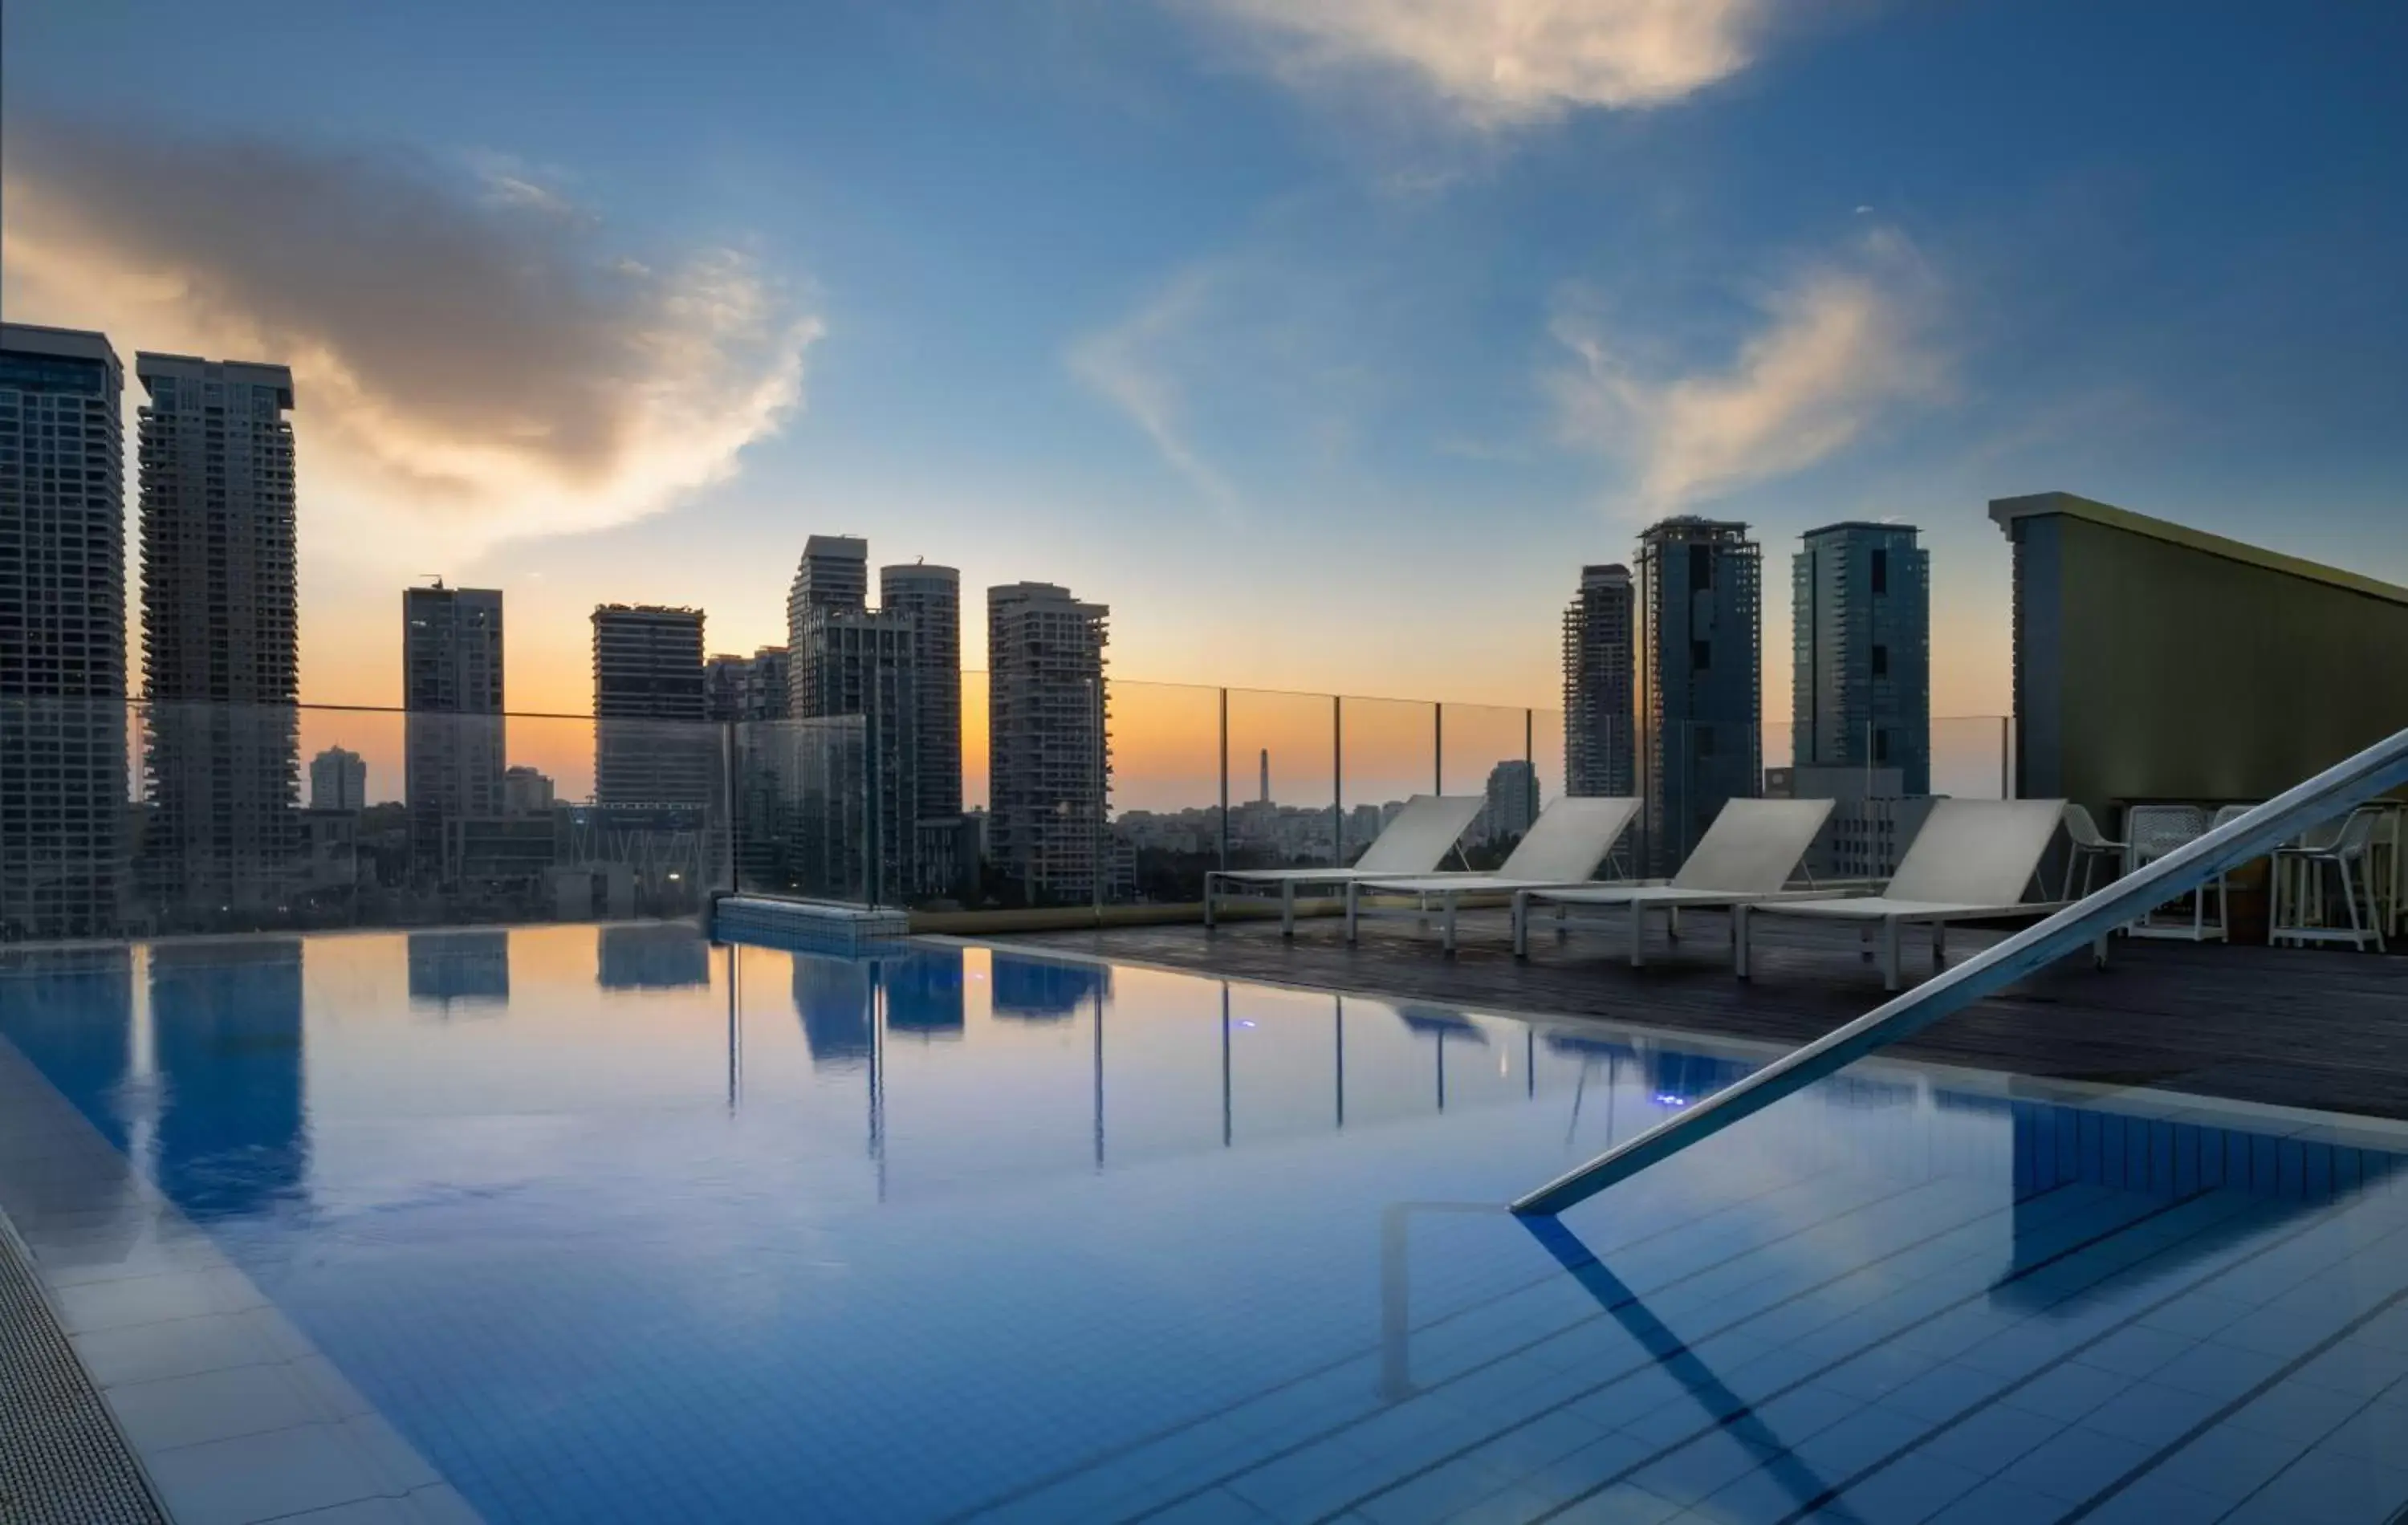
[4,924,2407,1524]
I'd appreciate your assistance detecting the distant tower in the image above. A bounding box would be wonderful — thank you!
[987,582,1110,905]
[137,351,300,928]
[310,746,367,811]
[1482,759,1539,844]
[880,562,964,826]
[0,323,126,939]
[1637,517,1761,875]
[1563,563,1637,800]
[1793,523,1930,795]
[784,534,869,647]
[403,583,505,880]
[591,605,708,804]
[1259,749,1270,804]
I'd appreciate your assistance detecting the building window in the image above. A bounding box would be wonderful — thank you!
[1871,548,1889,595]
[1691,639,1711,672]
[1875,728,1890,763]
[1694,725,1715,757]
[1688,545,1712,592]
[1872,644,1889,677]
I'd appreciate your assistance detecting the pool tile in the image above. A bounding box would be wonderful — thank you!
[2074,1379,2227,1448]
[1923,1476,2072,1523]
[105,1361,319,1454]
[1998,1361,2130,1423]
[1993,1425,2154,1503]
[144,1421,399,1525]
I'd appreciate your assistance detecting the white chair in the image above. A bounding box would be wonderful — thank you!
[1204,794,1483,935]
[1734,799,2080,990]
[2272,809,2388,953]
[2060,802,2125,900]
[1345,796,1641,952]
[1510,798,1841,966]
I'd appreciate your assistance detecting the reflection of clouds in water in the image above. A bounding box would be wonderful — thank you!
[990,956,1111,1022]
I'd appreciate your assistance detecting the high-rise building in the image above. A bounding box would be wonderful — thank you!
[786,534,868,626]
[309,746,366,811]
[706,645,791,723]
[1481,759,1539,845]
[1637,517,1761,875]
[1,323,127,939]
[879,562,963,826]
[988,582,1110,905]
[1563,563,1637,801]
[136,352,300,928]
[403,583,505,880]
[1792,523,1932,795]
[791,604,917,902]
[592,605,709,805]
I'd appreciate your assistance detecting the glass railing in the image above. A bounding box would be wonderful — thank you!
[3,693,2039,937]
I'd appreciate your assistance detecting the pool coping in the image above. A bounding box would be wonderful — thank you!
[921,932,2408,1156]
[0,1036,483,1525]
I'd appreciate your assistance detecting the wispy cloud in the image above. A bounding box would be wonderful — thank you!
[1,116,820,557]
[1191,0,1768,128]
[1067,270,1243,514]
[1548,230,1949,513]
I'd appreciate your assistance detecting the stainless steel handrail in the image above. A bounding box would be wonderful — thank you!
[1511,726,2408,1218]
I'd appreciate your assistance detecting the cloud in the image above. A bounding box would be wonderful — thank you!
[1,116,820,556]
[1547,230,1949,512]
[1067,270,1243,514]
[1192,0,1767,127]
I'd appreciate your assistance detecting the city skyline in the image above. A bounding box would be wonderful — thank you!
[10,6,2406,722]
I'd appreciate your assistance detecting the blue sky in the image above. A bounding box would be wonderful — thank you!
[7,0,2405,717]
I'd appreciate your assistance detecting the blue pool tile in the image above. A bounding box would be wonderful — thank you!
[1999,1361,2132,1424]
[1994,1425,2155,1504]
[1828,1450,1988,1523]
[1913,1402,2067,1477]
[2076,1379,2228,1448]
[2139,1421,2313,1508]
[2219,1450,2408,1525]
[2145,1339,2293,1400]
[2069,1323,2196,1379]
[1924,1475,2072,1523]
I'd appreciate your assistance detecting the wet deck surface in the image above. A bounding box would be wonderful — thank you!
[998,908,2408,1120]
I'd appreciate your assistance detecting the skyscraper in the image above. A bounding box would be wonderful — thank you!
[137,352,300,929]
[403,583,505,880]
[1562,563,1637,800]
[786,534,868,628]
[1793,522,1931,795]
[592,605,709,805]
[309,746,367,811]
[791,604,917,901]
[1,323,127,939]
[706,645,791,722]
[1637,517,1761,875]
[879,562,963,826]
[988,582,1110,905]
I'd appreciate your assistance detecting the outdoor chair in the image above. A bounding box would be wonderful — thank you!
[2272,808,2388,953]
[1344,796,1640,952]
[1204,793,1483,935]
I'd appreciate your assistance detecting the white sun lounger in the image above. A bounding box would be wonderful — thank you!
[1733,798,2079,990]
[1204,793,1483,934]
[1510,798,1843,964]
[1344,796,1641,951]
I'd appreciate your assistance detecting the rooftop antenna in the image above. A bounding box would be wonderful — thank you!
[418,574,446,589]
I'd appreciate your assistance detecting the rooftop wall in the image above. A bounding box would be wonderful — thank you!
[1994,492,2408,820]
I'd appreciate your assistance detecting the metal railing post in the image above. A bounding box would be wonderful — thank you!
[1332,695,1344,867]
[1511,725,2408,1217]
[1218,688,1229,874]
[1434,703,1443,795]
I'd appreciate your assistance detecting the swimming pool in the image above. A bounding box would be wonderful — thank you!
[4,924,2406,1523]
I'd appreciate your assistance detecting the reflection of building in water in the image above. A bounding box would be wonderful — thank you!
[1395,1006,1489,1044]
[150,938,305,1219]
[881,950,964,1038]
[1646,1050,1752,1108]
[989,955,1110,1021]
[1542,1030,1637,1064]
[792,956,872,1068]
[0,946,134,1152]
[596,922,710,990]
[407,929,510,1007]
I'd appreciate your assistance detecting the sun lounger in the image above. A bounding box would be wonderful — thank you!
[1203,793,1483,934]
[1733,798,2076,990]
[1344,796,1641,951]
[1511,798,1842,963]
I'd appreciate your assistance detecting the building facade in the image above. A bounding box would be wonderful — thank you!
[987,582,1110,905]
[706,645,791,723]
[403,584,506,880]
[1481,759,1539,847]
[879,562,964,828]
[1636,517,1761,876]
[1792,523,1930,795]
[136,352,300,929]
[786,534,868,631]
[1,324,127,939]
[309,746,367,811]
[791,607,918,902]
[1562,563,1637,801]
[591,605,710,805]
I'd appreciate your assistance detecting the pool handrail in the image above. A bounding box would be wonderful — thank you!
[1510,724,2408,1218]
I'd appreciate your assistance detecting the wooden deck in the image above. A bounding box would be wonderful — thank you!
[997,908,2408,1120]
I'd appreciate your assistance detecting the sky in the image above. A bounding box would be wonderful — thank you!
[7,0,2407,740]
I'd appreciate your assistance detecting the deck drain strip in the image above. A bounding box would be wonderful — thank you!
[0,1216,169,1525]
